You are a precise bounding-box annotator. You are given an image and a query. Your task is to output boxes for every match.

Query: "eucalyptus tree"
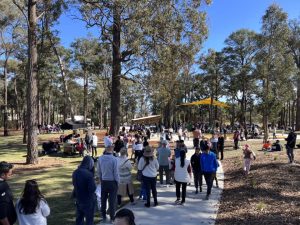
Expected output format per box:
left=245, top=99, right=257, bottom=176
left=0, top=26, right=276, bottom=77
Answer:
left=71, top=37, right=104, bottom=123
left=199, top=49, right=226, bottom=127
left=77, top=0, right=211, bottom=135
left=288, top=19, right=300, bottom=130
left=255, top=4, right=295, bottom=141
left=223, top=29, right=258, bottom=127
left=0, top=0, right=22, bottom=136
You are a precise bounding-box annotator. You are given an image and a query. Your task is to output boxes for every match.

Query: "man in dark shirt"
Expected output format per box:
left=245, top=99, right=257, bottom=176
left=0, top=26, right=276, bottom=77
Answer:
left=190, top=147, right=202, bottom=194
left=0, top=161, right=16, bottom=225
left=285, top=129, right=297, bottom=163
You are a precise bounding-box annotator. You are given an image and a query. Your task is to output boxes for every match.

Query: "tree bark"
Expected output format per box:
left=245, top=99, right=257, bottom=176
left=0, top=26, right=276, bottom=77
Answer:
left=26, top=0, right=39, bottom=164
left=110, top=3, right=122, bottom=136
left=3, top=56, right=9, bottom=136
left=83, top=70, right=88, bottom=124
left=296, top=75, right=300, bottom=130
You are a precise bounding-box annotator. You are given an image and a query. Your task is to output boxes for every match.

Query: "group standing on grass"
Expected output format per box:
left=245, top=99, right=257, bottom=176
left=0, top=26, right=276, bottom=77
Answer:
left=0, top=162, right=50, bottom=225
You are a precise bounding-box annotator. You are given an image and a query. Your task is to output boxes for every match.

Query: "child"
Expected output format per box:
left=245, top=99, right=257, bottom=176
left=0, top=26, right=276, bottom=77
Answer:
left=243, top=144, right=256, bottom=175
left=169, top=154, right=175, bottom=185
left=95, top=177, right=101, bottom=214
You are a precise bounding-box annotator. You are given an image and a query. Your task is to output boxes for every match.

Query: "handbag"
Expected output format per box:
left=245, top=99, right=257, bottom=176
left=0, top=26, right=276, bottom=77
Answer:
left=136, top=163, right=148, bottom=182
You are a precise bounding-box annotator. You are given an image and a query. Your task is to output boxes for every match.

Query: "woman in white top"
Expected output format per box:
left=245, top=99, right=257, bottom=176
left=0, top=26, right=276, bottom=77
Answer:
left=174, top=151, right=191, bottom=205
left=117, top=148, right=135, bottom=206
left=138, top=146, right=159, bottom=208
left=16, top=180, right=50, bottom=225
left=132, top=135, right=143, bottom=163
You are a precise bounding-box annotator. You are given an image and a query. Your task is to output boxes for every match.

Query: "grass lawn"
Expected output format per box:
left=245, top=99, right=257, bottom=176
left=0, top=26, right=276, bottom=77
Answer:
left=0, top=131, right=98, bottom=225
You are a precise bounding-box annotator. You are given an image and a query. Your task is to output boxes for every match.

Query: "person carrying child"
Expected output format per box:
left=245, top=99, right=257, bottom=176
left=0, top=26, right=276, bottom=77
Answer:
left=243, top=144, right=256, bottom=176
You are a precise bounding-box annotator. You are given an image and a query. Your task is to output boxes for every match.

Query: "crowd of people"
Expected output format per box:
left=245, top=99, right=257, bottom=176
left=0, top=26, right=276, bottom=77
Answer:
left=1, top=123, right=298, bottom=225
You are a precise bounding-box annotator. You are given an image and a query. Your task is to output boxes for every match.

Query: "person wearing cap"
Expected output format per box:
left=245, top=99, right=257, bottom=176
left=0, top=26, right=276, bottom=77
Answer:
left=285, top=128, right=297, bottom=163
left=156, top=140, right=171, bottom=185
left=0, top=162, right=16, bottom=225
left=117, top=148, right=135, bottom=206
left=138, top=146, right=159, bottom=207
left=97, top=145, right=119, bottom=222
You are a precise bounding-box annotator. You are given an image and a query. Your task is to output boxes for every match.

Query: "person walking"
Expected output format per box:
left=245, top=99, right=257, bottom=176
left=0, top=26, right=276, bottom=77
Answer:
left=72, top=156, right=96, bottom=225
left=97, top=145, right=119, bottom=222
left=117, top=148, right=135, bottom=206
left=0, top=162, right=17, bottom=225
left=16, top=180, right=50, bottom=225
left=285, top=128, right=297, bottom=163
left=218, top=134, right=225, bottom=160
left=174, top=151, right=191, bottom=205
left=191, top=147, right=202, bottom=194
left=243, top=144, right=256, bottom=175
left=91, top=132, right=98, bottom=157
left=201, top=142, right=219, bottom=200
left=138, top=146, right=159, bottom=208
left=156, top=140, right=171, bottom=185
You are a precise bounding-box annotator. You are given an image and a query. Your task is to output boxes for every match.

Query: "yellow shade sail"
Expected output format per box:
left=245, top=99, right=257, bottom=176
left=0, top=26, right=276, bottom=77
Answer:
left=180, top=98, right=229, bottom=108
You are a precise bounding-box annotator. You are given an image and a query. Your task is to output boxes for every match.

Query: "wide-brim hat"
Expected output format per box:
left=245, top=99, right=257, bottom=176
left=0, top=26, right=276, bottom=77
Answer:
left=143, top=146, right=153, bottom=157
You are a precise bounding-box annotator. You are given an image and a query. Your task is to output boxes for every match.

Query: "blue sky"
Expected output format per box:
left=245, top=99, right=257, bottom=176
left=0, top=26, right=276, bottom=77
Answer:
left=55, top=0, right=300, bottom=52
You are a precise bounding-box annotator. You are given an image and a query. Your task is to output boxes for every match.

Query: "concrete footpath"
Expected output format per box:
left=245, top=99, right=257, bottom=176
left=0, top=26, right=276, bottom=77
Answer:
left=123, top=137, right=224, bottom=225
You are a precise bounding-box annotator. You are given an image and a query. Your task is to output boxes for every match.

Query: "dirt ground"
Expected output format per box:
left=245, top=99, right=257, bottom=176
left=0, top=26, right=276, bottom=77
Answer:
left=216, top=147, right=300, bottom=225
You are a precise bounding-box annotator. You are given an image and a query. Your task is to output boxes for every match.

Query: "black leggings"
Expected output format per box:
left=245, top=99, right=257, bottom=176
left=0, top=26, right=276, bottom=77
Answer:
left=175, top=180, right=187, bottom=203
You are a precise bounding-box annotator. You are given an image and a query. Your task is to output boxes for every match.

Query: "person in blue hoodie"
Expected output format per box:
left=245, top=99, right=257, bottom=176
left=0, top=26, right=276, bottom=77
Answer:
left=200, top=141, right=219, bottom=200
left=72, top=156, right=96, bottom=225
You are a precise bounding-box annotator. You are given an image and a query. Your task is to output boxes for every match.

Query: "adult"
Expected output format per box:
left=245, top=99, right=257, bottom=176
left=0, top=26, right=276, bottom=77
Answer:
left=271, top=140, right=282, bottom=151
left=174, top=151, right=191, bottom=205
left=104, top=133, right=113, bottom=148
left=114, top=208, right=136, bottom=225
left=156, top=140, right=171, bottom=185
left=114, top=136, right=125, bottom=156
left=72, top=156, right=96, bottom=225
left=85, top=130, right=93, bottom=153
left=132, top=136, right=143, bottom=163
left=190, top=147, right=202, bottom=194
left=97, top=145, right=119, bottom=222
left=285, top=129, right=297, bottom=163
left=91, top=132, right=98, bottom=157
left=192, top=127, right=201, bottom=148
left=138, top=146, right=159, bottom=208
left=178, top=127, right=183, bottom=141
left=233, top=129, right=240, bottom=150
left=218, top=134, right=225, bottom=160
left=201, top=142, right=219, bottom=200
left=16, top=180, right=50, bottom=225
left=117, top=148, right=135, bottom=206
left=0, top=162, right=16, bottom=225
left=210, top=133, right=219, bottom=158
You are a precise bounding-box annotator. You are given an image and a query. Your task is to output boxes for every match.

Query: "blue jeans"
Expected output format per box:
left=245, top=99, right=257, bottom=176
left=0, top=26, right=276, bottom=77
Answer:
left=76, top=201, right=95, bottom=225
left=142, top=175, right=157, bottom=205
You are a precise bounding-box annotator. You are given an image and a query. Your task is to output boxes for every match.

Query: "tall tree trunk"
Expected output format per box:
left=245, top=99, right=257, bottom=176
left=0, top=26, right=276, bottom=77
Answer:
left=292, top=100, right=296, bottom=130
left=23, top=110, right=27, bottom=144
left=48, top=36, right=74, bottom=121
left=110, top=3, right=121, bottom=135
left=83, top=70, right=88, bottom=124
left=3, top=57, right=9, bottom=136
left=26, top=0, right=39, bottom=164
